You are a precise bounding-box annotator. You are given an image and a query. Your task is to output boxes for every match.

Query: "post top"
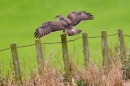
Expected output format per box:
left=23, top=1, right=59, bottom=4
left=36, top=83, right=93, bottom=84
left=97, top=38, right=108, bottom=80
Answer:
left=10, top=42, right=17, bottom=45
left=60, top=33, right=67, bottom=36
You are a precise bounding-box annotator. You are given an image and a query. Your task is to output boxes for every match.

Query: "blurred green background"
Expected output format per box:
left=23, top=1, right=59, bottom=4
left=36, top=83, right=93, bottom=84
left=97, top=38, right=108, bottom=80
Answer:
left=0, top=0, right=130, bottom=76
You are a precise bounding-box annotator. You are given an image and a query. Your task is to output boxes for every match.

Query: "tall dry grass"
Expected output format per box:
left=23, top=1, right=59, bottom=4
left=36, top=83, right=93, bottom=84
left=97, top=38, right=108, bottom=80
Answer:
left=25, top=54, right=123, bottom=86
left=1, top=49, right=129, bottom=86
left=0, top=61, right=124, bottom=86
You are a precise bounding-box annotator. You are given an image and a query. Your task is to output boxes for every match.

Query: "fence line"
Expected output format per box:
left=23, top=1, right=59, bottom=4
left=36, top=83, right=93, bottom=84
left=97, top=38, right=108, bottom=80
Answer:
left=0, top=33, right=124, bottom=53
left=0, top=32, right=129, bottom=67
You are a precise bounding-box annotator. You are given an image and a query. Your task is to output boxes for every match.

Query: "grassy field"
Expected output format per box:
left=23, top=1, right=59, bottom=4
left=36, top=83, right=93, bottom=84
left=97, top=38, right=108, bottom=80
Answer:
left=0, top=0, right=130, bottom=76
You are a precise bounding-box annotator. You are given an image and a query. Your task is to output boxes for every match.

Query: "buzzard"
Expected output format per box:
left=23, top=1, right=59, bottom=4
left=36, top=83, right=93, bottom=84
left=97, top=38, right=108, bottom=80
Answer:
left=34, top=11, right=93, bottom=39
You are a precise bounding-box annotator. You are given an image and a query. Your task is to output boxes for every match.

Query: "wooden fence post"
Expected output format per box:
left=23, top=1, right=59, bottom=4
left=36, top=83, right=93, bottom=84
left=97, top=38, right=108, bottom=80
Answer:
left=61, top=34, right=71, bottom=82
left=35, top=39, right=44, bottom=74
left=0, top=68, right=2, bottom=85
left=10, top=43, right=23, bottom=86
left=82, top=33, right=90, bottom=67
left=101, top=31, right=109, bottom=70
left=118, top=29, right=126, bottom=61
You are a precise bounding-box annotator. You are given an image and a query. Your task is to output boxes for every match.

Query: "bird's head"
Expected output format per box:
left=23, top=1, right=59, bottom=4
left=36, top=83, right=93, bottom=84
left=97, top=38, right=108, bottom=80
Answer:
left=55, top=14, right=63, bottom=19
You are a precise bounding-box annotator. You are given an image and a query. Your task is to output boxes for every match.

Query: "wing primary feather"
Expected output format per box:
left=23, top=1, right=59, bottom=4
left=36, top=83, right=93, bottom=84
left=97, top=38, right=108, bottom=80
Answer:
left=34, top=29, right=39, bottom=38
left=66, top=11, right=94, bottom=26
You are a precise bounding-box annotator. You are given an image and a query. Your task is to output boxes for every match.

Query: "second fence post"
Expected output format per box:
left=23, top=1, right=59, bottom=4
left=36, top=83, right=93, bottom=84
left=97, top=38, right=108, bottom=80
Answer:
left=118, top=29, right=126, bottom=61
left=101, top=31, right=109, bottom=70
left=35, top=39, right=44, bottom=74
left=10, top=43, right=23, bottom=86
left=61, top=34, right=71, bottom=82
left=82, top=33, right=90, bottom=67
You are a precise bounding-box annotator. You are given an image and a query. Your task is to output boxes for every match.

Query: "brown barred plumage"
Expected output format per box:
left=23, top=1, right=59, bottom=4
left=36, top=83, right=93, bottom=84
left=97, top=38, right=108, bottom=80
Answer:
left=34, top=11, right=93, bottom=39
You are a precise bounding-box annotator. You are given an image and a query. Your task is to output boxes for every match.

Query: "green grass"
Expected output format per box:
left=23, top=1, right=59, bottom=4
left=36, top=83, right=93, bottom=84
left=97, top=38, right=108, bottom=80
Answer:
left=0, top=0, right=130, bottom=76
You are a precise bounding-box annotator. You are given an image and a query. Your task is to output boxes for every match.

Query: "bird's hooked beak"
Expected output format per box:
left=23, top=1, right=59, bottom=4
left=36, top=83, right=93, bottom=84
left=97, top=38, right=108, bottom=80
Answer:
left=55, top=14, right=61, bottom=18
left=55, top=15, right=58, bottom=18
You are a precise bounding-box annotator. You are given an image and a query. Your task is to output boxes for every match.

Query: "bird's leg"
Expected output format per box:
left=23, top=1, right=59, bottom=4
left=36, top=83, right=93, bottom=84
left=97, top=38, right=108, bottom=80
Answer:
left=63, top=30, right=66, bottom=34
left=62, top=30, right=67, bottom=36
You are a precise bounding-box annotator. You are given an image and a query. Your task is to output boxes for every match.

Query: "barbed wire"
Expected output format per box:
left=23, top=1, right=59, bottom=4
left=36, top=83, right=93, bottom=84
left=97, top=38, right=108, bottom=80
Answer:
left=0, top=47, right=11, bottom=52
left=108, top=33, right=118, bottom=37
left=0, top=44, right=36, bottom=52
left=0, top=33, right=129, bottom=53
left=124, top=34, right=130, bottom=37
left=17, top=43, right=35, bottom=48
left=88, top=33, right=118, bottom=38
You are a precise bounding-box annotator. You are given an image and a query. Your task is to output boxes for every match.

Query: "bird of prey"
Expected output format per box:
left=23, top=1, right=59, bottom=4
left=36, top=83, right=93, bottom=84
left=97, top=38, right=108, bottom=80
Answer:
left=34, top=11, right=93, bottom=39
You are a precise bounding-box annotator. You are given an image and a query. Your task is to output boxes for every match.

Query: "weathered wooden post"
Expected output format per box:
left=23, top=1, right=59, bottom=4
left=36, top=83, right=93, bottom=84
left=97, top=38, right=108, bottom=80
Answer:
left=101, top=31, right=109, bottom=70
left=35, top=39, right=44, bottom=74
left=82, top=33, right=90, bottom=67
left=61, top=34, right=71, bottom=82
left=0, top=68, right=2, bottom=85
left=118, top=29, right=126, bottom=61
left=10, top=43, right=23, bottom=86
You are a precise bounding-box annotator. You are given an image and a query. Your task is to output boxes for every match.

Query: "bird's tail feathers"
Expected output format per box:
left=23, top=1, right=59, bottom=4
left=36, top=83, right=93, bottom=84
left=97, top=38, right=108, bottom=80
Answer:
left=66, top=28, right=82, bottom=36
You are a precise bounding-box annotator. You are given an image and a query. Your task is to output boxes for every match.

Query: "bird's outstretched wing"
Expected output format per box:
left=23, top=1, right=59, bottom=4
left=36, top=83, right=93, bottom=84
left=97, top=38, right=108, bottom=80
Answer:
left=66, top=11, right=94, bottom=26
left=34, top=21, right=65, bottom=39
